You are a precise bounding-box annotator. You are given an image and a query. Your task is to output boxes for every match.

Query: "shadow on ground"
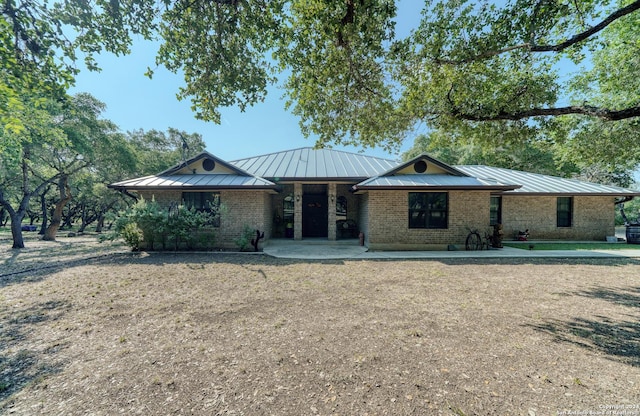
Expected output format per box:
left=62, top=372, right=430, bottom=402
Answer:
left=0, top=300, right=70, bottom=407
left=528, top=285, right=640, bottom=367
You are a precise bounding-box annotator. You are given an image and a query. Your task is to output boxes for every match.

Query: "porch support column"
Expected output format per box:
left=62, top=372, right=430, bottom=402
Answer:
left=327, top=183, right=337, bottom=241
left=294, top=182, right=303, bottom=240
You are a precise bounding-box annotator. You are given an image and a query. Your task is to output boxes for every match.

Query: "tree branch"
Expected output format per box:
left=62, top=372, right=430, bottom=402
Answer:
left=436, top=0, right=640, bottom=64
left=451, top=104, right=640, bottom=122
left=532, top=0, right=640, bottom=52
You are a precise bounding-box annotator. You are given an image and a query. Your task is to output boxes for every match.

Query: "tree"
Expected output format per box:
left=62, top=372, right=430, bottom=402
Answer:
left=1, top=0, right=156, bottom=137
left=0, top=93, right=131, bottom=247
left=4, top=1, right=640, bottom=169
left=402, top=132, right=578, bottom=178
left=141, top=1, right=640, bottom=162
left=0, top=98, right=68, bottom=248
left=126, top=128, right=206, bottom=176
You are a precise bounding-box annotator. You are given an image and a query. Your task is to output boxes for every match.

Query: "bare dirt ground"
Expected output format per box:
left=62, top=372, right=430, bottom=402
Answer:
left=1, top=234, right=639, bottom=415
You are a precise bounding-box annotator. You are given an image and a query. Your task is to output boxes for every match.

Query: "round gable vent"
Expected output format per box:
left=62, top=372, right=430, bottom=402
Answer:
left=202, top=158, right=216, bottom=172
left=414, top=160, right=427, bottom=173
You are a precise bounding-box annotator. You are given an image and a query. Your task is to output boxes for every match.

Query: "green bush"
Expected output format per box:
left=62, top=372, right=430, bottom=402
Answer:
left=120, top=223, right=143, bottom=251
left=108, top=198, right=219, bottom=251
left=234, top=225, right=255, bottom=251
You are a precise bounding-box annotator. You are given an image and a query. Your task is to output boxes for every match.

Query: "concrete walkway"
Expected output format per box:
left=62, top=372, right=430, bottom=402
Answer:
left=263, top=239, right=640, bottom=260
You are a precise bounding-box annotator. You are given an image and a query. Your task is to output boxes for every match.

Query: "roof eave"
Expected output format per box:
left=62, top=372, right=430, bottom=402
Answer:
left=499, top=191, right=640, bottom=197
left=353, top=185, right=521, bottom=192
left=108, top=185, right=279, bottom=191
left=267, top=176, right=370, bottom=183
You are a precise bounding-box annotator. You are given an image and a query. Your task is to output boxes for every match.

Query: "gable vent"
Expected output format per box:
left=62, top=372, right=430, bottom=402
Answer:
left=414, top=160, right=427, bottom=173
left=202, top=158, right=216, bottom=171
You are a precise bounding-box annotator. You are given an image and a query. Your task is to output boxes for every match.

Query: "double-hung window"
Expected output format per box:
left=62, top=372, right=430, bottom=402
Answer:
left=409, top=192, right=448, bottom=229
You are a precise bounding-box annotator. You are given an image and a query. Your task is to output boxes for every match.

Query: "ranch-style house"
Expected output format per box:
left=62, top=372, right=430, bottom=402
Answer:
left=109, top=147, right=640, bottom=250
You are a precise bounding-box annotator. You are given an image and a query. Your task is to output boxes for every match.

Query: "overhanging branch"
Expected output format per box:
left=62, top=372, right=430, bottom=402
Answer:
left=435, top=0, right=640, bottom=64
left=451, top=104, right=640, bottom=122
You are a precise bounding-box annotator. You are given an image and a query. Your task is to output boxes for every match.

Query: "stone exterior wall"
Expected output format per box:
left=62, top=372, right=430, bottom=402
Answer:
left=501, top=195, right=615, bottom=240
left=365, top=190, right=491, bottom=250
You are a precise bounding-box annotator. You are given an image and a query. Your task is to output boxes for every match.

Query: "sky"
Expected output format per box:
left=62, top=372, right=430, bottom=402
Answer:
left=69, top=2, right=423, bottom=163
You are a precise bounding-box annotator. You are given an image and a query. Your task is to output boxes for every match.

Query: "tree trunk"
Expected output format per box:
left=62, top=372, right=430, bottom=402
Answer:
left=95, top=214, right=105, bottom=233
left=9, top=210, right=26, bottom=249
left=43, top=176, right=72, bottom=241
left=38, top=187, right=50, bottom=235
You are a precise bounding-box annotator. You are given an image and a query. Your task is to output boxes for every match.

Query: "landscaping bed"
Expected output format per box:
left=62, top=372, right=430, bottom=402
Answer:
left=1, top=236, right=639, bottom=415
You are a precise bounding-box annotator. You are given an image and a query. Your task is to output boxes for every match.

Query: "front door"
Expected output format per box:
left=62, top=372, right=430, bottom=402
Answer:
left=302, top=194, right=328, bottom=237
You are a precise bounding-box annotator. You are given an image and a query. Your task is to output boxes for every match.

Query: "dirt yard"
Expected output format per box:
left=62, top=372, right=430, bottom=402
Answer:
left=1, top=235, right=639, bottom=415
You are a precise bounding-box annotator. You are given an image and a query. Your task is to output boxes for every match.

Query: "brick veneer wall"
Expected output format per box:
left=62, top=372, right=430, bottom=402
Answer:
left=365, top=190, right=491, bottom=250
left=502, top=195, right=615, bottom=240
left=217, top=190, right=271, bottom=248
left=357, top=192, right=369, bottom=245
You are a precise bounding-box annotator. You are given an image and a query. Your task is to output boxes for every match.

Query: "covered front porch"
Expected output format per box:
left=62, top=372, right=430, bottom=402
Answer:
left=270, top=182, right=362, bottom=241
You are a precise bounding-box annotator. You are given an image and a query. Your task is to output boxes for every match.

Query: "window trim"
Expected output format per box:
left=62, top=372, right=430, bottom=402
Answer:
left=408, top=192, right=448, bottom=229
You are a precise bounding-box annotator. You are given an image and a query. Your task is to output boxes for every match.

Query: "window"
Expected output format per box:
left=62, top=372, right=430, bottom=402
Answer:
left=557, top=197, right=573, bottom=227
left=336, top=196, right=347, bottom=220
left=409, top=192, right=448, bottom=229
left=182, top=192, right=221, bottom=227
left=490, top=196, right=502, bottom=226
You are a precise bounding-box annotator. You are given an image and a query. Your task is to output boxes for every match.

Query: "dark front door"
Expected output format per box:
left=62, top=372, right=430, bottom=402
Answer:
left=302, top=194, right=328, bottom=237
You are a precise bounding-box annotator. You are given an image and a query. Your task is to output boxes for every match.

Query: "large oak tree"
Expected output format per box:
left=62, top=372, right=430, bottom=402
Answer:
left=3, top=0, right=639, bottom=171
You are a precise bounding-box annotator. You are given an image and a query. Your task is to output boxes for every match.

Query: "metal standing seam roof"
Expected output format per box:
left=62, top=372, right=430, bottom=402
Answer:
left=230, top=147, right=398, bottom=180
left=108, top=148, right=640, bottom=196
left=355, top=174, right=520, bottom=190
left=457, top=165, right=640, bottom=195
left=109, top=174, right=276, bottom=190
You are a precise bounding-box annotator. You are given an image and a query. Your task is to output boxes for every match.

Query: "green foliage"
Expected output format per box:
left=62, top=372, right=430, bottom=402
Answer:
left=234, top=225, right=255, bottom=251
left=617, top=197, right=640, bottom=225
left=278, top=0, right=405, bottom=152
left=126, top=128, right=206, bottom=175
left=1, top=0, right=156, bottom=134
left=5, top=0, right=639, bottom=170
left=112, top=198, right=219, bottom=251
left=403, top=132, right=578, bottom=177
left=120, top=223, right=143, bottom=251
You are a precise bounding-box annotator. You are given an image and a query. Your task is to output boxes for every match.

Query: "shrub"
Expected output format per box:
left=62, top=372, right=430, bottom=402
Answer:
left=234, top=225, right=255, bottom=251
left=108, top=198, right=219, bottom=251
left=120, top=223, right=143, bottom=251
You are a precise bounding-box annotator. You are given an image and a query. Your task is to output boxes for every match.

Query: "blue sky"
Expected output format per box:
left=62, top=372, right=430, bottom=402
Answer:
left=70, top=2, right=422, bottom=163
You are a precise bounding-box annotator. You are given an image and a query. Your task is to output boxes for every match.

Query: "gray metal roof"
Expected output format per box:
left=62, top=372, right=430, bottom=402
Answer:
left=109, top=174, right=276, bottom=190
left=230, top=147, right=397, bottom=180
left=356, top=174, right=520, bottom=190
left=457, top=165, right=640, bottom=195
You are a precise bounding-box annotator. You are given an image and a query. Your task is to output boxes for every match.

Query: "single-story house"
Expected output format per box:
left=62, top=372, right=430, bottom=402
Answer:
left=109, top=147, right=640, bottom=250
